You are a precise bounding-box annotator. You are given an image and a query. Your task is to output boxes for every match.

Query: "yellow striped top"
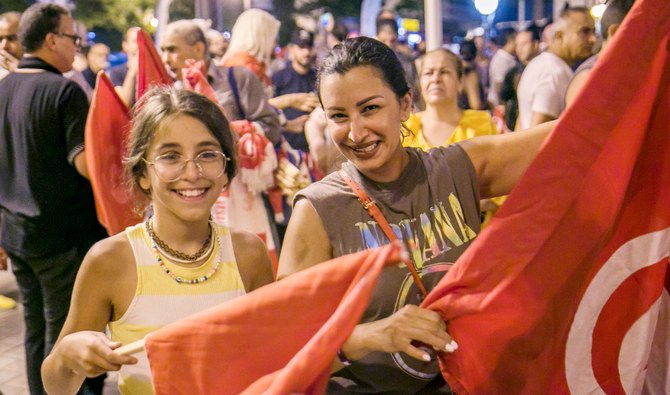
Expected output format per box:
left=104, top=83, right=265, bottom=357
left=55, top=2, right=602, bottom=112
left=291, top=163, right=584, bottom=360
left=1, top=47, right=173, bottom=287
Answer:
left=108, top=222, right=246, bottom=395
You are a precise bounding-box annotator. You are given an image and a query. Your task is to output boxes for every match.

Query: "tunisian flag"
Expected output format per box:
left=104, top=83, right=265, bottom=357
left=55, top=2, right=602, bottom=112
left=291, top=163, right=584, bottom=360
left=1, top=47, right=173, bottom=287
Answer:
left=139, top=0, right=670, bottom=392
left=136, top=29, right=171, bottom=101
left=84, top=72, right=142, bottom=235
left=423, top=0, right=670, bottom=392
left=144, top=243, right=404, bottom=394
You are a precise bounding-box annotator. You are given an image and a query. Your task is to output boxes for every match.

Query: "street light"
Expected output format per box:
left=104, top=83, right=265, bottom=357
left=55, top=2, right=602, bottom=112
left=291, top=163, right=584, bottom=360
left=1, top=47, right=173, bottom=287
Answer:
left=591, top=3, right=607, bottom=19
left=474, top=0, right=500, bottom=16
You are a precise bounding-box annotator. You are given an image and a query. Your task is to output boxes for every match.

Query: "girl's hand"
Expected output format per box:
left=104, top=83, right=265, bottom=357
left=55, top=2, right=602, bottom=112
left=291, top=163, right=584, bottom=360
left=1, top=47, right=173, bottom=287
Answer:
left=57, top=331, right=138, bottom=377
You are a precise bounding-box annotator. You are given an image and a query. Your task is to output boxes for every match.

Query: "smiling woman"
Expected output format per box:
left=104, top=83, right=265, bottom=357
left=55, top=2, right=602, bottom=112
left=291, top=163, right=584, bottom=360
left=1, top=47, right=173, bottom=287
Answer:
left=278, top=36, right=554, bottom=393
left=41, top=87, right=274, bottom=395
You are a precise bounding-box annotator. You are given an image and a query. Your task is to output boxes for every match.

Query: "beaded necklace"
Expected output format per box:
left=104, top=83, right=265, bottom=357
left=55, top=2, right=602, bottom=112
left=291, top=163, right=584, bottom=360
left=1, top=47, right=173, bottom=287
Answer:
left=146, top=218, right=212, bottom=262
left=145, top=221, right=221, bottom=284
left=155, top=235, right=216, bottom=264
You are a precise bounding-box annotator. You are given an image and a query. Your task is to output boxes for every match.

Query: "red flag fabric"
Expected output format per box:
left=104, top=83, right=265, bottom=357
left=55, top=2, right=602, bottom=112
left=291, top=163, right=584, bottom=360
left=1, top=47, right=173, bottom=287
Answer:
left=423, top=0, right=670, bottom=392
left=136, top=29, right=172, bottom=101
left=84, top=72, right=142, bottom=235
left=182, top=59, right=217, bottom=103
left=144, top=243, right=405, bottom=394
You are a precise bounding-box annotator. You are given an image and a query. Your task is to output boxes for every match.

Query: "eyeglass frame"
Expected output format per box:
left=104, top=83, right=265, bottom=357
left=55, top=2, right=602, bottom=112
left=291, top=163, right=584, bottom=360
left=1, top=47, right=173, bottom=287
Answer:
left=142, top=150, right=231, bottom=182
left=51, top=31, right=82, bottom=48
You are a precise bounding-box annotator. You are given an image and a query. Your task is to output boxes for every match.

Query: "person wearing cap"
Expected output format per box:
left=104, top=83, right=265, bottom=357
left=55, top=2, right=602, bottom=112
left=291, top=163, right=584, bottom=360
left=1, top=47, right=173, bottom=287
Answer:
left=269, top=28, right=319, bottom=153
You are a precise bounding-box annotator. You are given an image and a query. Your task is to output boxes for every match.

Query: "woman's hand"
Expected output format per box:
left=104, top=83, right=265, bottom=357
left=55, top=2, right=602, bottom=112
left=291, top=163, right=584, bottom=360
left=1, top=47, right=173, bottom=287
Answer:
left=56, top=331, right=138, bottom=378
left=342, top=305, right=454, bottom=363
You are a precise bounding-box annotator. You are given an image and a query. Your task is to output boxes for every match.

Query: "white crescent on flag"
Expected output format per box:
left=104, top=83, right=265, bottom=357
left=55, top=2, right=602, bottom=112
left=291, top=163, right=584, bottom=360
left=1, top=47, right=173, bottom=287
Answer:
left=565, top=228, right=670, bottom=394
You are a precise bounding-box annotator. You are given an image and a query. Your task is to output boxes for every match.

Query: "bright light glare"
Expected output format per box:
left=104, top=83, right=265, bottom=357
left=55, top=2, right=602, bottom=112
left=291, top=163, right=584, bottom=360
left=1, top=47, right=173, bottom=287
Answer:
left=591, top=3, right=607, bottom=19
left=150, top=18, right=159, bottom=28
left=474, top=0, right=499, bottom=15
left=407, top=33, right=422, bottom=45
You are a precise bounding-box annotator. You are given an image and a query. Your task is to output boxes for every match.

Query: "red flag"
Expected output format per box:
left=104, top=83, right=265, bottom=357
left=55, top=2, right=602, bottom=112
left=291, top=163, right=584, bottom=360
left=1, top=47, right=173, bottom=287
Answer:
left=423, top=0, right=670, bottom=392
left=84, top=72, right=142, bottom=235
left=182, top=59, right=218, bottom=103
left=144, top=243, right=404, bottom=394
left=136, top=29, right=171, bottom=101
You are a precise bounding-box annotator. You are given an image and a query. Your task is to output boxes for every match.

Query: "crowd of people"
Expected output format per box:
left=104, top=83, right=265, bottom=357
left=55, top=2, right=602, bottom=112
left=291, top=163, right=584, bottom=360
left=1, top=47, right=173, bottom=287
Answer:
left=0, top=0, right=635, bottom=394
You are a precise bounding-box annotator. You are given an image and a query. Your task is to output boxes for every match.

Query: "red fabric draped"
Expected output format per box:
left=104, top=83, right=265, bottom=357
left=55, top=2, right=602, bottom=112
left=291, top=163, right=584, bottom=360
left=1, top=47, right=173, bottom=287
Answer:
left=223, top=51, right=272, bottom=87
left=136, top=29, right=171, bottom=101
left=145, top=243, right=404, bottom=394
left=423, top=0, right=670, bottom=392
left=84, top=72, right=141, bottom=235
left=182, top=59, right=217, bottom=103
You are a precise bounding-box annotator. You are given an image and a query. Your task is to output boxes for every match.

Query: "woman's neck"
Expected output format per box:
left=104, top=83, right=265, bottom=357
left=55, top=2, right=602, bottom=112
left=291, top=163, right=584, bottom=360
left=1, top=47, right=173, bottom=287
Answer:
left=361, top=148, right=410, bottom=184
left=420, top=103, right=463, bottom=146
left=423, top=101, right=462, bottom=123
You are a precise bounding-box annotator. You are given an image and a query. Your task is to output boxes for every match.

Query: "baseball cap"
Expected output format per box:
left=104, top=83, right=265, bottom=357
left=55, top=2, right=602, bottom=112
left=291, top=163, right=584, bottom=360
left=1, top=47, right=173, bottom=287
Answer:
left=290, top=29, right=314, bottom=48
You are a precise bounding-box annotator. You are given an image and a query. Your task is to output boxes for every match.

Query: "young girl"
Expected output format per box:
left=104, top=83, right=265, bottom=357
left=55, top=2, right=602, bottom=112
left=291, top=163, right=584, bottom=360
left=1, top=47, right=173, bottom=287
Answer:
left=41, top=87, right=274, bottom=394
left=278, top=37, right=554, bottom=393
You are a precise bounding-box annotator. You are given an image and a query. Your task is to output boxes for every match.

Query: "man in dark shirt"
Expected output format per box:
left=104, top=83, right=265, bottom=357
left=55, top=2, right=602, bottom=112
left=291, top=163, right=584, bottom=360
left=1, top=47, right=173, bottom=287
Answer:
left=109, top=26, right=139, bottom=107
left=81, top=42, right=109, bottom=90
left=270, top=29, right=319, bottom=152
left=0, top=4, right=106, bottom=393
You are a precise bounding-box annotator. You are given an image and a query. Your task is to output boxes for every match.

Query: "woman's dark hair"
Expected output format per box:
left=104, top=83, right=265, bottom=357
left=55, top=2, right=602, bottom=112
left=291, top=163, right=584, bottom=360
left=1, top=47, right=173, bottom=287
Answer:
left=459, top=39, right=478, bottom=62
left=124, top=87, right=237, bottom=198
left=316, top=36, right=410, bottom=102
left=330, top=22, right=349, bottom=43
left=19, top=3, right=68, bottom=53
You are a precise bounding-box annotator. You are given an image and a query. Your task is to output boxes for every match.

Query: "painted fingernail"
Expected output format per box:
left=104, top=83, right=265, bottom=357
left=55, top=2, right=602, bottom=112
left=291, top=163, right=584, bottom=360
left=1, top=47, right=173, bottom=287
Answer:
left=445, top=340, right=458, bottom=353
left=422, top=353, right=431, bottom=361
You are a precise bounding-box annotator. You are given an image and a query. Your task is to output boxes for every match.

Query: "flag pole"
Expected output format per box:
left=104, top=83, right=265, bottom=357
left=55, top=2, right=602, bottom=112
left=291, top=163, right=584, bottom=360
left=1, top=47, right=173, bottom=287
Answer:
left=115, top=338, right=146, bottom=356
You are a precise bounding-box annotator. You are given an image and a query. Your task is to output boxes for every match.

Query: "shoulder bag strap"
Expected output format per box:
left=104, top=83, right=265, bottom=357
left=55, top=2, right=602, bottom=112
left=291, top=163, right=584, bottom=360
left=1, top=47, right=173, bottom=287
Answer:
left=227, top=67, right=246, bottom=120
left=338, top=169, right=427, bottom=297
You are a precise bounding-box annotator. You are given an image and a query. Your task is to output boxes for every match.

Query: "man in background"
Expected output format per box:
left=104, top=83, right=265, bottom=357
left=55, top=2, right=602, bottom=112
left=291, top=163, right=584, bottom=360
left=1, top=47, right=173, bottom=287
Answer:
left=81, top=42, right=109, bottom=90
left=565, top=0, right=636, bottom=105
left=206, top=28, right=228, bottom=62
left=109, top=26, right=139, bottom=106
left=0, top=4, right=106, bottom=393
left=517, top=7, right=595, bottom=129
left=270, top=29, right=319, bottom=152
left=0, top=11, right=22, bottom=79
left=488, top=27, right=517, bottom=107
left=500, top=24, right=542, bottom=130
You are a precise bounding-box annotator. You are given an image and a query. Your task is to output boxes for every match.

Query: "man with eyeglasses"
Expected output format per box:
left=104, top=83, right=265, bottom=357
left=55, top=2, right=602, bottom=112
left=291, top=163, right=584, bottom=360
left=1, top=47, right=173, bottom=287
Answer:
left=0, top=11, right=22, bottom=79
left=0, top=3, right=106, bottom=394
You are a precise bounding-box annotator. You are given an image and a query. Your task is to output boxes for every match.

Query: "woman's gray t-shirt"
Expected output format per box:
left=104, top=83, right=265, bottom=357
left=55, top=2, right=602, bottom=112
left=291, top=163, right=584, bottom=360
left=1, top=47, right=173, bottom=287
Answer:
left=295, top=145, right=481, bottom=393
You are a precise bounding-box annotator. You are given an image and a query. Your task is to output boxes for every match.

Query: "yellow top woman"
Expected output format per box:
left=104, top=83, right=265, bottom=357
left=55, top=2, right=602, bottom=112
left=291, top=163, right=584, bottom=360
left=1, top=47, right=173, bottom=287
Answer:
left=403, top=48, right=497, bottom=150
left=403, top=48, right=502, bottom=223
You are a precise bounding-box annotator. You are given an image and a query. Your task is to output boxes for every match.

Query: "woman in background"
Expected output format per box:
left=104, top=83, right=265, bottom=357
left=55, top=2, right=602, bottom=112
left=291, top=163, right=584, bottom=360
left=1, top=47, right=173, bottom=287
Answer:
left=458, top=39, right=487, bottom=110
left=405, top=48, right=502, bottom=224
left=221, top=8, right=280, bottom=92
